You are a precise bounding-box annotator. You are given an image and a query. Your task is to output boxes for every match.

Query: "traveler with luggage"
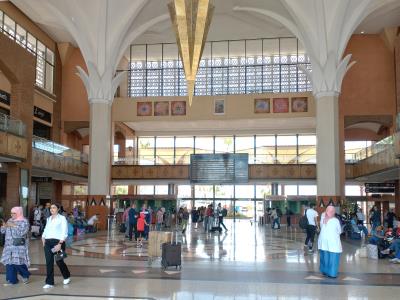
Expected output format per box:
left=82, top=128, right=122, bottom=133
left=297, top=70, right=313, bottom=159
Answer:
left=217, top=203, right=228, bottom=231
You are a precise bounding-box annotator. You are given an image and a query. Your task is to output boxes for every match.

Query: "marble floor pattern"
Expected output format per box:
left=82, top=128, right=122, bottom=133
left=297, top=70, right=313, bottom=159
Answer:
left=1, top=220, right=400, bottom=299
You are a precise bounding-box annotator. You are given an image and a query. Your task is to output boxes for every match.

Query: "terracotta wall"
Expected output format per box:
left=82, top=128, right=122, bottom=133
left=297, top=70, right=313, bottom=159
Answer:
left=64, top=131, right=89, bottom=152
left=340, top=34, right=396, bottom=130
left=61, top=48, right=90, bottom=122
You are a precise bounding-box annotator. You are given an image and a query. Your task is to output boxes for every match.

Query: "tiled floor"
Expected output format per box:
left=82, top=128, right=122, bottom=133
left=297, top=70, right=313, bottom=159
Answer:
left=1, top=220, right=400, bottom=299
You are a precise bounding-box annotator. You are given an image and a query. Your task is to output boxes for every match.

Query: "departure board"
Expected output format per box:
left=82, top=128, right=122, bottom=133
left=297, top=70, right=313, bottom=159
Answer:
left=190, top=153, right=248, bottom=184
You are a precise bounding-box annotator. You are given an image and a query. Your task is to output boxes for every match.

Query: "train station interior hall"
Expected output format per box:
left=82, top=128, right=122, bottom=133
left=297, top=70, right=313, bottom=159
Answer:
left=1, top=0, right=400, bottom=299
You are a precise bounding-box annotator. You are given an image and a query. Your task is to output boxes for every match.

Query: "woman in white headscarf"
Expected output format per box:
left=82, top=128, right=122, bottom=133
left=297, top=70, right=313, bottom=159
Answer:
left=318, top=205, right=342, bottom=278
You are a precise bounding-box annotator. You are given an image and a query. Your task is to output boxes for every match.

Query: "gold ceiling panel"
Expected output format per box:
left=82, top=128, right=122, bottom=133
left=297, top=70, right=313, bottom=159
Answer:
left=169, top=0, right=214, bottom=106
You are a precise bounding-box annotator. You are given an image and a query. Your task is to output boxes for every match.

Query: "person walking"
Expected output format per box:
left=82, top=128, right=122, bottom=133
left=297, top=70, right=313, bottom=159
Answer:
left=1, top=207, right=30, bottom=286
left=285, top=206, right=292, bottom=228
left=41, top=203, right=71, bottom=289
left=217, top=203, right=228, bottom=231
left=181, top=207, right=189, bottom=234
left=304, top=203, right=319, bottom=253
left=128, top=203, right=137, bottom=241
left=156, top=207, right=165, bottom=231
left=318, top=205, right=342, bottom=278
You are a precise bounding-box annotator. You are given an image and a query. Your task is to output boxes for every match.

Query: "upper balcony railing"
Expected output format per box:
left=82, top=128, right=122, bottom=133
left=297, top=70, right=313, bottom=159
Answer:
left=32, top=136, right=88, bottom=163
left=345, top=135, right=393, bottom=163
left=0, top=112, right=26, bottom=137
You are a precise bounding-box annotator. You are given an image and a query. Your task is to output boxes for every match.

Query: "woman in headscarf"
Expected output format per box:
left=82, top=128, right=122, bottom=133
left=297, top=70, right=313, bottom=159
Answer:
left=318, top=205, right=342, bottom=278
left=0, top=207, right=30, bottom=286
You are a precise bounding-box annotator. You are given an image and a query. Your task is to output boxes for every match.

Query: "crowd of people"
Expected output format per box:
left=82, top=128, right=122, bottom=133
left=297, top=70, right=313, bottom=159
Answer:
left=1, top=201, right=398, bottom=288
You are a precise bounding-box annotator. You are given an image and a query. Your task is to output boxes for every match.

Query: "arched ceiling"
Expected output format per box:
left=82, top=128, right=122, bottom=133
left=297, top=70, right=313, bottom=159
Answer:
left=12, top=0, right=400, bottom=47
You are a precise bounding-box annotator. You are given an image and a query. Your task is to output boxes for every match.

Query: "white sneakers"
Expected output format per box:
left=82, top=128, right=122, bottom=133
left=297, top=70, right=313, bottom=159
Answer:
left=42, top=278, right=70, bottom=289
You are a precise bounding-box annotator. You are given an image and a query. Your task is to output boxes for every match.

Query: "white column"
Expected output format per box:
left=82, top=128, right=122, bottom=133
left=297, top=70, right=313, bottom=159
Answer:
left=88, top=101, right=112, bottom=195
left=316, top=93, right=341, bottom=196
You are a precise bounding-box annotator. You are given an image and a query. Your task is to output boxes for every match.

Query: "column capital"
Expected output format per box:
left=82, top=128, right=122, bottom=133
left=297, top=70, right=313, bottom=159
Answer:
left=88, top=98, right=113, bottom=105
left=314, top=91, right=340, bottom=99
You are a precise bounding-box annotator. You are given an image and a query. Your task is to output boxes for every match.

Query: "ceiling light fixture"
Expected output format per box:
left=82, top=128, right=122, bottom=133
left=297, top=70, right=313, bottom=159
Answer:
left=168, top=0, right=214, bottom=106
left=361, top=31, right=365, bottom=34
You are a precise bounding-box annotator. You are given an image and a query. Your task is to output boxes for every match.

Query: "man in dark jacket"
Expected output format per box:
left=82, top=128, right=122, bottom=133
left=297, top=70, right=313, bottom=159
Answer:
left=128, top=203, right=137, bottom=241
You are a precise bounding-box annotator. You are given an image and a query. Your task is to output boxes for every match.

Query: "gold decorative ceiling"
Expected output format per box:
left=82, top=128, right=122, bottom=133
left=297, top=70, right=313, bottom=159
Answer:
left=168, top=0, right=214, bottom=106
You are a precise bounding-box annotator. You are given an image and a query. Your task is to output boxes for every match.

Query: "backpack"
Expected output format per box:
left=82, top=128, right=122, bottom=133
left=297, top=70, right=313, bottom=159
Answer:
left=276, top=208, right=282, bottom=218
left=222, top=208, right=227, bottom=217
left=299, top=210, right=309, bottom=229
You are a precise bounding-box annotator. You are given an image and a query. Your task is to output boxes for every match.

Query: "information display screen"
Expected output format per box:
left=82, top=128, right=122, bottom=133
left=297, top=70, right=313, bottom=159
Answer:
left=190, top=153, right=248, bottom=184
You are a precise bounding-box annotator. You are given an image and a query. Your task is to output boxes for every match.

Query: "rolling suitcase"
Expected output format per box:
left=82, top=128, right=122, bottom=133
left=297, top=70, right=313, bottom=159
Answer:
left=161, top=242, right=182, bottom=270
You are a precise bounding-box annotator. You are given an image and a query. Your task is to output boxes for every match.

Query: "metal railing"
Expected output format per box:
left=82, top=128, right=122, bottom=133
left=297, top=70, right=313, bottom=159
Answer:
left=32, top=135, right=88, bottom=163
left=0, top=112, right=26, bottom=137
left=345, top=135, right=394, bottom=163
left=113, top=153, right=317, bottom=166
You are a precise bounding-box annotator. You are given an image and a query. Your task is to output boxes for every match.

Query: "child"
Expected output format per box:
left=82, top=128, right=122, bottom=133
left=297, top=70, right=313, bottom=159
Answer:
left=136, top=212, right=148, bottom=247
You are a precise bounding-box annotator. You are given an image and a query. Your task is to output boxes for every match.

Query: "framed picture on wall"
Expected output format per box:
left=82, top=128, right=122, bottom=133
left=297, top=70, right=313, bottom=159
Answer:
left=291, top=97, right=308, bottom=112
left=154, top=101, right=169, bottom=116
left=214, top=99, right=225, bottom=115
left=171, top=101, right=186, bottom=116
left=137, top=102, right=152, bottom=116
left=254, top=98, right=270, bottom=113
left=273, top=98, right=289, bottom=113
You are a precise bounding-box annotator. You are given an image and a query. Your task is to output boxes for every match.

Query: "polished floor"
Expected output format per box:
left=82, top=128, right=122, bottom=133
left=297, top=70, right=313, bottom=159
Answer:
left=1, top=220, right=400, bottom=299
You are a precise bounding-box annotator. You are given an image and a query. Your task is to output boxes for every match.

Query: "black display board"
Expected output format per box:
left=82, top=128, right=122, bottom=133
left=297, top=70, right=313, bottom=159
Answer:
left=365, top=182, right=395, bottom=194
left=0, top=90, right=10, bottom=106
left=190, top=153, right=248, bottom=184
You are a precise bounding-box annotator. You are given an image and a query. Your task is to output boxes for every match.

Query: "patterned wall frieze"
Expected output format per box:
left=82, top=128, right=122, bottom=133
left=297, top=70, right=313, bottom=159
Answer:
left=32, top=149, right=88, bottom=177
left=0, top=132, right=27, bottom=160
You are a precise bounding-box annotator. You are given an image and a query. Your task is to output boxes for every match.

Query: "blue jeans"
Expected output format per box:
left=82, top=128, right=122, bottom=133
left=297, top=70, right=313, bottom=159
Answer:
left=389, top=239, right=400, bottom=259
left=156, top=223, right=162, bottom=231
left=273, top=218, right=280, bottom=229
left=6, top=264, right=30, bottom=284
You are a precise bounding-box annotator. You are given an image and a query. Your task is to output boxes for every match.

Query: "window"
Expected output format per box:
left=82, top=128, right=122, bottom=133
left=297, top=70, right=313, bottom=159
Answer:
left=138, top=137, right=155, bottom=165
left=155, top=137, right=174, bottom=165
left=256, top=185, right=271, bottom=198
left=215, top=136, right=234, bottom=154
left=177, top=185, right=192, bottom=198
left=345, top=185, right=365, bottom=196
left=284, top=185, right=298, bottom=196
left=155, top=185, right=168, bottom=195
left=194, top=185, right=213, bottom=198
left=255, top=135, right=275, bottom=163
left=0, top=10, right=54, bottom=93
left=175, top=137, right=193, bottom=164
left=129, top=38, right=312, bottom=97
left=194, top=136, right=214, bottom=154
left=276, top=135, right=297, bottom=164
left=235, top=136, right=255, bottom=163
left=215, top=185, right=234, bottom=198
left=299, top=185, right=316, bottom=195
left=298, top=135, right=316, bottom=163
left=235, top=185, right=254, bottom=198
left=137, top=185, right=154, bottom=195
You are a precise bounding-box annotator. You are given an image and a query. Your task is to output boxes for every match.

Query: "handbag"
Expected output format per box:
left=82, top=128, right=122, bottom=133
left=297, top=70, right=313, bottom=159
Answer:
left=54, top=250, right=67, bottom=261
left=11, top=228, right=26, bottom=246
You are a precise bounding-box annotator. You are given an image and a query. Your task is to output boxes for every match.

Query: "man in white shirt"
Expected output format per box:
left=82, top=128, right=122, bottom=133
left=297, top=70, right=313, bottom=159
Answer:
left=304, top=203, right=319, bottom=252
left=87, top=214, right=99, bottom=232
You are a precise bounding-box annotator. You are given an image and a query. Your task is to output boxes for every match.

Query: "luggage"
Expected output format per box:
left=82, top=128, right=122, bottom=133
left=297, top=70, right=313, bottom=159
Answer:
left=210, top=216, right=222, bottom=233
left=367, top=244, right=378, bottom=259
left=161, top=242, right=182, bottom=270
left=299, top=210, right=309, bottom=229
left=119, top=223, right=126, bottom=233
left=148, top=231, right=173, bottom=259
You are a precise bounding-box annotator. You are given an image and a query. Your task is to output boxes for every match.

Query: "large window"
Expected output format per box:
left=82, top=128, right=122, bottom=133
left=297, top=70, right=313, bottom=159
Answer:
left=255, top=135, right=275, bottom=163
left=116, top=134, right=320, bottom=165
left=0, top=10, right=54, bottom=94
left=128, top=38, right=311, bottom=97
